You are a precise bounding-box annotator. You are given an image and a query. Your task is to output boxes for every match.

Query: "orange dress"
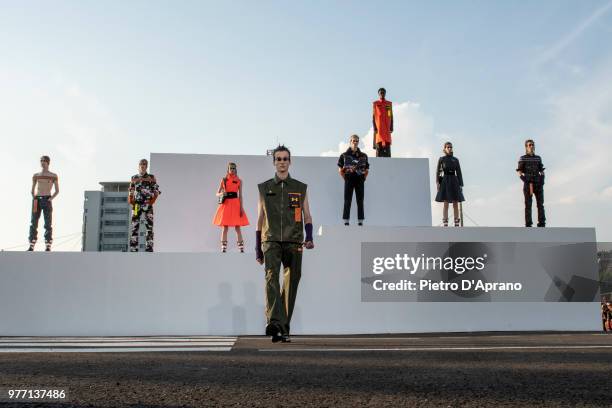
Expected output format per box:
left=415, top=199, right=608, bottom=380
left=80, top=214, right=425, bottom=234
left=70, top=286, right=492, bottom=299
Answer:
left=373, top=99, right=393, bottom=146
left=213, top=174, right=250, bottom=227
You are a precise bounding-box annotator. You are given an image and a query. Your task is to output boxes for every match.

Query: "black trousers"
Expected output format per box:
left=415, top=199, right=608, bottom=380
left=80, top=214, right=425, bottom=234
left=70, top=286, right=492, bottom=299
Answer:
left=29, top=196, right=53, bottom=244
left=523, top=182, right=545, bottom=227
left=343, top=175, right=365, bottom=221
left=375, top=142, right=391, bottom=157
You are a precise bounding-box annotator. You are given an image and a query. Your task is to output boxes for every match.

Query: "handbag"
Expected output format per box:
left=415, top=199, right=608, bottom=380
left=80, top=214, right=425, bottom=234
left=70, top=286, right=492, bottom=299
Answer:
left=218, top=178, right=227, bottom=204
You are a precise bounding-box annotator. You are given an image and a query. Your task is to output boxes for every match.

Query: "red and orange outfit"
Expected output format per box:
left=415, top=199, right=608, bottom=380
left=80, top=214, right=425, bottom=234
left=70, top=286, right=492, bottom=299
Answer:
left=213, top=173, right=249, bottom=227
left=372, top=99, right=393, bottom=157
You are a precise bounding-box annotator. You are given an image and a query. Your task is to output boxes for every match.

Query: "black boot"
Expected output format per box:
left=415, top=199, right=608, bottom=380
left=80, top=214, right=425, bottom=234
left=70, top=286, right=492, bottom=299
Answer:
left=265, top=323, right=283, bottom=343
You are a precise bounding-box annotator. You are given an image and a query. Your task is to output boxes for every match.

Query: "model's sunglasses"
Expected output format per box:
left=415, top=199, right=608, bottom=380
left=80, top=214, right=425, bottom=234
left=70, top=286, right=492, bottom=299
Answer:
left=275, top=157, right=289, bottom=162
left=527, top=144, right=534, bottom=147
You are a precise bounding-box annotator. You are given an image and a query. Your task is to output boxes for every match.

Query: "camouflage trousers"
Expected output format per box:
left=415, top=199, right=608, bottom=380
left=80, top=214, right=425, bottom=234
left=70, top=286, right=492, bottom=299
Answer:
left=130, top=204, right=154, bottom=252
left=29, top=196, right=53, bottom=244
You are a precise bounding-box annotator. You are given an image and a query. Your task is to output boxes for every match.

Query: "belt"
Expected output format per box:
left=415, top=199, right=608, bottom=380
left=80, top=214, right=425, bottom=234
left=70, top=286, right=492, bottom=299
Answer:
left=443, top=172, right=456, bottom=175
left=225, top=192, right=238, bottom=199
left=35, top=195, right=51, bottom=199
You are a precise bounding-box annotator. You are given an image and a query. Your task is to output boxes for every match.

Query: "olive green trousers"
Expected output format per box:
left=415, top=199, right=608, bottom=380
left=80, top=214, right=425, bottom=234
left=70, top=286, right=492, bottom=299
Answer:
left=262, top=241, right=303, bottom=334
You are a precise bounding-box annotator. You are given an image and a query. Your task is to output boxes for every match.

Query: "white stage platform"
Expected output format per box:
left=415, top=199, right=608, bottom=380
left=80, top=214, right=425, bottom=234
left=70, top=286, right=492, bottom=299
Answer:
left=0, top=226, right=600, bottom=336
left=151, top=154, right=432, bottom=252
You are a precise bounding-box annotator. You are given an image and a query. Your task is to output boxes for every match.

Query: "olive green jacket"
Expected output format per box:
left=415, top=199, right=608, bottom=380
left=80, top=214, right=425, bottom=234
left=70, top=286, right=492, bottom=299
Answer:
left=258, top=174, right=307, bottom=243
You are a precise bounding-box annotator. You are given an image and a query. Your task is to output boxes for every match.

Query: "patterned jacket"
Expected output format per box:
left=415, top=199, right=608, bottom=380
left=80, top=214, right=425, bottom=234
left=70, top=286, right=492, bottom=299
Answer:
left=129, top=173, right=161, bottom=205
left=338, top=148, right=370, bottom=177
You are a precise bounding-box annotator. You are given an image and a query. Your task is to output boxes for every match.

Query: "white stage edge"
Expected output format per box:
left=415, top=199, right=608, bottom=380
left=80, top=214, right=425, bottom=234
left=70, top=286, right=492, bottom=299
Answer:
left=0, top=226, right=599, bottom=336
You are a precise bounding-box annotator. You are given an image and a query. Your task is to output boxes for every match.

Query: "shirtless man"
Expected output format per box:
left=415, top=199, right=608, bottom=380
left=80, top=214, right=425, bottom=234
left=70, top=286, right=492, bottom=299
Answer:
left=28, top=155, right=59, bottom=251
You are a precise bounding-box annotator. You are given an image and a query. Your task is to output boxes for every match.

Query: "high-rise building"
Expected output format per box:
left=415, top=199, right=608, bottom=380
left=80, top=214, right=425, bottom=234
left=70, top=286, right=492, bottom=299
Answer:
left=82, top=182, right=142, bottom=252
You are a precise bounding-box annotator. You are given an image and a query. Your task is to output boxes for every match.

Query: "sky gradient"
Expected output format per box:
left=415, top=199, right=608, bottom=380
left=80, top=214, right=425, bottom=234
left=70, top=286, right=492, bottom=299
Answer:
left=1, top=0, right=611, bottom=250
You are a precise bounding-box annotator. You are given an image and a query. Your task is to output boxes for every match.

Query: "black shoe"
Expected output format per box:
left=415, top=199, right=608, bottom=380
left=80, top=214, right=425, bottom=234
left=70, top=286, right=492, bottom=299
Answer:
left=537, top=223, right=545, bottom=228
left=281, top=334, right=291, bottom=343
left=45, top=245, right=51, bottom=252
left=526, top=224, right=533, bottom=227
left=26, top=246, right=34, bottom=252
left=344, top=222, right=349, bottom=226
left=265, top=323, right=283, bottom=343
left=358, top=221, right=363, bottom=226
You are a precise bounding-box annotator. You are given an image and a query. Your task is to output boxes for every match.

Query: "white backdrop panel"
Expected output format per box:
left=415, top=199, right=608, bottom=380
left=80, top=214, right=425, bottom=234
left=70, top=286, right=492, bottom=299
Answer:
left=151, top=154, right=432, bottom=252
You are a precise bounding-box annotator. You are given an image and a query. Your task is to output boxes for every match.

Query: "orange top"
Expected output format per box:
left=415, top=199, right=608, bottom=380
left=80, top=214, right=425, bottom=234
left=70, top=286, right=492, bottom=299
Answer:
left=222, top=174, right=240, bottom=193
left=373, top=99, right=393, bottom=146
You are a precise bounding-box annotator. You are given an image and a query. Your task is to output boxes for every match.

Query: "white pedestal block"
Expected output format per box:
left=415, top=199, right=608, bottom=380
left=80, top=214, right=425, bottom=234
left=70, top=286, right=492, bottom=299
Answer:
left=0, top=227, right=599, bottom=336
left=151, top=154, right=432, bottom=252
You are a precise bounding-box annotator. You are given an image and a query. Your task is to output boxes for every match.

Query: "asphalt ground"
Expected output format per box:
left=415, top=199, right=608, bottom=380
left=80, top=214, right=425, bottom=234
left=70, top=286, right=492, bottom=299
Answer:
left=0, top=332, right=611, bottom=407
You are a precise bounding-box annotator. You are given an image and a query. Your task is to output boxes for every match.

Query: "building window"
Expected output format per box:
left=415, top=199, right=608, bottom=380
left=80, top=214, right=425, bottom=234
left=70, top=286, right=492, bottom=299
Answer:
left=105, top=196, right=128, bottom=203
left=102, top=244, right=128, bottom=251
left=104, top=220, right=128, bottom=227
left=104, top=208, right=128, bottom=215
left=103, top=232, right=128, bottom=239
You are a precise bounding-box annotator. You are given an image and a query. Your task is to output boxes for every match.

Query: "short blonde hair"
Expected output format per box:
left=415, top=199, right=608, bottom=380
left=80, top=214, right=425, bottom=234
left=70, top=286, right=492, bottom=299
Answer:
left=227, top=162, right=238, bottom=175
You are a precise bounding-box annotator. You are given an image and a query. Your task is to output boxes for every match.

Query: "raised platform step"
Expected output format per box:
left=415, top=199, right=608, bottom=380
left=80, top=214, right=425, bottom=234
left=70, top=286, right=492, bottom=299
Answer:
left=0, top=227, right=599, bottom=336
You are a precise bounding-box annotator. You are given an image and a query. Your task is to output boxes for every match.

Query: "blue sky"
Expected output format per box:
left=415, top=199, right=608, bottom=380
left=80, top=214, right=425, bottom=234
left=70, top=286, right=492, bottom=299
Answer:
left=1, top=0, right=612, bottom=249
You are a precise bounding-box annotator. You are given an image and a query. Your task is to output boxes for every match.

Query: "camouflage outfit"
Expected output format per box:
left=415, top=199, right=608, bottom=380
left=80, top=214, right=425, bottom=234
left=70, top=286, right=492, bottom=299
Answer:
left=129, top=172, right=160, bottom=252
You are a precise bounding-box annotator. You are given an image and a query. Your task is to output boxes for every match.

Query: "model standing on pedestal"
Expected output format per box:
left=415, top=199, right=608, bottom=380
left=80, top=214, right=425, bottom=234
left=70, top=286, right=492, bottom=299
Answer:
left=28, top=155, right=59, bottom=251
left=255, top=145, right=314, bottom=343
left=516, top=139, right=545, bottom=227
left=372, top=87, right=393, bottom=157
left=338, top=134, right=369, bottom=226
left=435, top=142, right=464, bottom=227
left=213, top=162, right=249, bottom=253
left=128, top=159, right=161, bottom=252
left=602, top=299, right=611, bottom=333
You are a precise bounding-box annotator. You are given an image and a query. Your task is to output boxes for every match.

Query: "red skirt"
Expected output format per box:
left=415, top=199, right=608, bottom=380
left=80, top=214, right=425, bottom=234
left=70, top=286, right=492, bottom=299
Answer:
left=213, top=197, right=249, bottom=227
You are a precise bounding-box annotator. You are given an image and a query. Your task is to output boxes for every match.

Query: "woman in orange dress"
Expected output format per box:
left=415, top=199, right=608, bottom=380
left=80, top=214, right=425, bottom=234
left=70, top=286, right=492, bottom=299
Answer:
left=213, top=162, right=249, bottom=252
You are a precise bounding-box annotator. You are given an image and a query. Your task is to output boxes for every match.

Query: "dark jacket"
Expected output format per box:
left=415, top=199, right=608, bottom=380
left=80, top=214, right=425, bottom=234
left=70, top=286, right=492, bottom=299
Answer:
left=338, top=148, right=369, bottom=177
left=517, top=154, right=545, bottom=184
left=435, top=155, right=463, bottom=187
